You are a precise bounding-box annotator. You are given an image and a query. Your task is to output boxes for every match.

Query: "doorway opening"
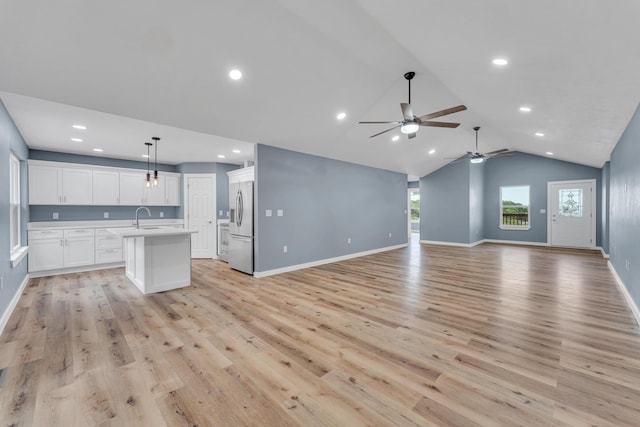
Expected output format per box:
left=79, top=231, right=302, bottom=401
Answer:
left=408, top=187, right=420, bottom=237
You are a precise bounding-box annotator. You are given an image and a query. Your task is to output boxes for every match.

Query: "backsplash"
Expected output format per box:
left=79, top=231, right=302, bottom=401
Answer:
left=29, top=205, right=179, bottom=222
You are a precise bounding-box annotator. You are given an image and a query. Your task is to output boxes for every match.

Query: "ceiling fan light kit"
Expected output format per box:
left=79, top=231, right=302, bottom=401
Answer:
left=446, top=126, right=511, bottom=164
left=359, top=71, right=466, bottom=140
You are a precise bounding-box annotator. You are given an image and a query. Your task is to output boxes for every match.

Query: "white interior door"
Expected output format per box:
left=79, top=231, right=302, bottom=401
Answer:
left=548, top=179, right=595, bottom=248
left=184, top=174, right=216, bottom=258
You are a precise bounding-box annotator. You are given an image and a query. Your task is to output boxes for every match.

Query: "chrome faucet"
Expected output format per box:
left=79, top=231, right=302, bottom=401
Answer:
left=135, top=206, right=151, bottom=228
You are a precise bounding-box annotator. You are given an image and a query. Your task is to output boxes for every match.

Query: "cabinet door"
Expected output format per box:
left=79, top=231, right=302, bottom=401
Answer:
left=29, top=239, right=64, bottom=271
left=93, top=170, right=120, bottom=205
left=64, top=236, right=95, bottom=267
left=119, top=172, right=146, bottom=205
left=62, top=168, right=93, bottom=204
left=145, top=175, right=165, bottom=205
left=29, top=165, right=62, bottom=204
left=165, top=175, right=180, bottom=205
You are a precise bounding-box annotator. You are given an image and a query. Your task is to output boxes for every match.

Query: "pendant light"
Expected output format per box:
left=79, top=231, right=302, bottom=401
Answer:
left=152, top=137, right=160, bottom=186
left=145, top=142, right=152, bottom=187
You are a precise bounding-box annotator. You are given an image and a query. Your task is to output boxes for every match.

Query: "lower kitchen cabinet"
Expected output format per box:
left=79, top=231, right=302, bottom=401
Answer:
left=28, top=229, right=95, bottom=272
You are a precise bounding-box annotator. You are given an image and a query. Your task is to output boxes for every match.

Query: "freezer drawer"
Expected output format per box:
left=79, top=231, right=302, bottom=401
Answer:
left=229, top=234, right=253, bottom=274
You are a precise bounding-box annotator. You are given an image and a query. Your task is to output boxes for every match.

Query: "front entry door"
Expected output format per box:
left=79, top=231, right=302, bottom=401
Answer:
left=548, top=179, right=595, bottom=248
left=185, top=174, right=216, bottom=258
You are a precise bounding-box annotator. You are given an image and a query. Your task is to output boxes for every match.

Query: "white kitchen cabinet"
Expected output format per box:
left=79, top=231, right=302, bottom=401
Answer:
left=29, top=164, right=62, bottom=204
left=93, top=170, right=120, bottom=205
left=64, top=229, right=95, bottom=267
left=28, top=230, right=64, bottom=271
left=62, top=168, right=93, bottom=204
left=165, top=175, right=180, bottom=205
left=119, top=172, right=146, bottom=205
left=95, top=228, right=123, bottom=264
left=145, top=175, right=165, bottom=205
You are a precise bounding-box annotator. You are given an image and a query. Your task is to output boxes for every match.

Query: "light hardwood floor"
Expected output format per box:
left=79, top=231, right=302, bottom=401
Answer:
left=1, top=237, right=640, bottom=426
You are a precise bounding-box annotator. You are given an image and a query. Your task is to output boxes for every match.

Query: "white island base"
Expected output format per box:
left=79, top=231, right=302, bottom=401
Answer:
left=109, top=227, right=196, bottom=295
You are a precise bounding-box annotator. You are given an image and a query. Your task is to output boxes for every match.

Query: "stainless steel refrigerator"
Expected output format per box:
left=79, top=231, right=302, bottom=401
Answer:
left=228, top=181, right=253, bottom=274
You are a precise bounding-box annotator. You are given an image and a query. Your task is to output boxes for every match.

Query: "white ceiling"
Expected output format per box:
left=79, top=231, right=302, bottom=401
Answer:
left=1, top=1, right=638, bottom=175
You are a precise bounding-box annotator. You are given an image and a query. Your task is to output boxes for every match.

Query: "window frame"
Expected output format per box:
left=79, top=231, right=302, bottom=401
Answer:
left=499, top=185, right=531, bottom=230
left=10, top=152, right=28, bottom=267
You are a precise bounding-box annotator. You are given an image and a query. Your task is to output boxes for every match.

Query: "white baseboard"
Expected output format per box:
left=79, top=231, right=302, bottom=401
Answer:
left=482, top=239, right=549, bottom=247
left=420, top=240, right=477, bottom=248
left=0, top=274, right=30, bottom=336
left=420, top=239, right=548, bottom=248
left=597, top=247, right=610, bottom=259
left=29, top=262, right=124, bottom=279
left=254, top=243, right=408, bottom=278
left=608, top=261, right=640, bottom=327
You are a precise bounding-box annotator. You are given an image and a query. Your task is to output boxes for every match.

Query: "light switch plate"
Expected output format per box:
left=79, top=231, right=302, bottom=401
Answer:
left=160, top=212, right=164, bottom=218
left=277, top=209, right=284, bottom=217
left=540, top=209, right=546, bottom=214
left=104, top=212, right=109, bottom=218
left=52, top=212, right=59, bottom=219
left=266, top=209, right=272, bottom=217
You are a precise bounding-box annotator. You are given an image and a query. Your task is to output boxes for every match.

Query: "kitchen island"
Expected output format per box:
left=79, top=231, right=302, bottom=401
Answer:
left=108, top=227, right=197, bottom=295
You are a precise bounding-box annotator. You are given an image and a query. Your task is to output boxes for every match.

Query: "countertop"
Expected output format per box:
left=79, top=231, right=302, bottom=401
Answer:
left=28, top=219, right=184, bottom=230
left=107, top=227, right=197, bottom=238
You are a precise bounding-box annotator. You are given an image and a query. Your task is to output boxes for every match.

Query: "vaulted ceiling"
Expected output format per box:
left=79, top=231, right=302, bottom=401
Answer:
left=1, top=1, right=638, bottom=178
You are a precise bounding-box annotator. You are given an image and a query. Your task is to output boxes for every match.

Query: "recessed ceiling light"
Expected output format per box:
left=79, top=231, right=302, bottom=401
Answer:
left=519, top=106, right=531, bottom=112
left=535, top=132, right=545, bottom=137
left=93, top=148, right=103, bottom=152
left=546, top=151, right=554, bottom=156
left=428, top=149, right=436, bottom=155
left=492, top=58, right=509, bottom=66
left=391, top=135, right=400, bottom=142
left=72, top=124, right=87, bottom=130
left=142, top=154, right=150, bottom=158
left=232, top=149, right=241, bottom=154
left=229, top=69, right=242, bottom=80
left=71, top=138, right=83, bottom=142
left=336, top=112, right=346, bottom=120
left=217, top=154, right=225, bottom=159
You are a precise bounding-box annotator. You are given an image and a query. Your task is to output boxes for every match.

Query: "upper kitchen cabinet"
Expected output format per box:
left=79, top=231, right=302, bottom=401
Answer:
left=93, top=169, right=120, bottom=205
left=119, top=171, right=147, bottom=205
left=165, top=175, right=180, bottom=206
left=144, top=175, right=166, bottom=205
left=29, top=162, right=92, bottom=205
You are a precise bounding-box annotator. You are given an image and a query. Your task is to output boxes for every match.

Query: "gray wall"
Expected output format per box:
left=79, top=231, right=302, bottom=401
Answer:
left=28, top=150, right=179, bottom=222
left=469, top=162, right=485, bottom=243
left=0, top=99, right=29, bottom=321
left=176, top=162, right=240, bottom=219
left=255, top=144, right=407, bottom=273
left=601, top=161, right=610, bottom=255
left=483, top=152, right=602, bottom=245
left=609, top=103, right=640, bottom=309
left=420, top=160, right=472, bottom=244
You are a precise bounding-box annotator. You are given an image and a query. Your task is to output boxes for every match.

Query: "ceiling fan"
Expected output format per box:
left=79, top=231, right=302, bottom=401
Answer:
left=359, top=71, right=467, bottom=139
left=448, top=126, right=511, bottom=164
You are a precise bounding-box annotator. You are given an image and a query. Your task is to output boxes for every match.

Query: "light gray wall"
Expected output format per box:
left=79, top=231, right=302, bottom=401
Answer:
left=254, top=144, right=407, bottom=273
left=483, top=152, right=602, bottom=245
left=28, top=150, right=180, bottom=222
left=420, top=160, right=471, bottom=244
left=601, top=161, right=610, bottom=255
left=0, top=99, right=29, bottom=321
left=609, top=103, right=640, bottom=309
left=176, top=162, right=240, bottom=219
left=469, top=162, right=485, bottom=243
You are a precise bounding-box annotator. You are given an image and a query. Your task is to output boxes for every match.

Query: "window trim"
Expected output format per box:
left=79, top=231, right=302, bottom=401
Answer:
left=9, top=152, right=28, bottom=267
left=499, top=185, right=531, bottom=231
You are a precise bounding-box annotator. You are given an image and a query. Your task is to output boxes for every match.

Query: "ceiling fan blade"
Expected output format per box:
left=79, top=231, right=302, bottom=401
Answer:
left=369, top=125, right=401, bottom=138
left=418, top=105, right=467, bottom=121
left=487, top=154, right=513, bottom=159
left=420, top=121, right=460, bottom=128
left=484, top=148, right=510, bottom=156
left=359, top=121, right=402, bottom=124
left=400, top=103, right=414, bottom=120
left=408, top=132, right=416, bottom=139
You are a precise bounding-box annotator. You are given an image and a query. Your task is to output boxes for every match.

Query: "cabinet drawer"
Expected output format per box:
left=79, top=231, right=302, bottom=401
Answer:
left=95, top=248, right=123, bottom=264
left=95, top=228, right=120, bottom=237
left=95, top=236, right=122, bottom=250
left=64, top=228, right=95, bottom=238
left=28, top=230, right=63, bottom=240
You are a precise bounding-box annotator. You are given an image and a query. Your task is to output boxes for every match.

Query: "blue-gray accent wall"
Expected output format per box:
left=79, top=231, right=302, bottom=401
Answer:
left=28, top=150, right=179, bottom=221
left=609, top=103, right=640, bottom=310
left=175, top=162, right=240, bottom=220
left=601, top=161, right=610, bottom=255
left=483, top=152, right=602, bottom=245
left=255, top=144, right=408, bottom=273
left=421, top=152, right=602, bottom=246
left=0, top=99, right=29, bottom=322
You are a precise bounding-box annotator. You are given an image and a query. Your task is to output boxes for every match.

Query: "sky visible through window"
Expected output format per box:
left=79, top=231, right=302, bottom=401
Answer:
left=502, top=186, right=529, bottom=205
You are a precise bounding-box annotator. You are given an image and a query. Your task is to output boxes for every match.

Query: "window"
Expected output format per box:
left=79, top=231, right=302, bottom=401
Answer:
left=10, top=152, right=27, bottom=267
left=410, top=189, right=420, bottom=222
left=500, top=185, right=530, bottom=230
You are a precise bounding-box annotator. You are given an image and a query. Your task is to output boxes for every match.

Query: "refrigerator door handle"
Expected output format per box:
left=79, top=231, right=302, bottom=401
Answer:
left=238, top=190, right=244, bottom=227
left=235, top=190, right=240, bottom=225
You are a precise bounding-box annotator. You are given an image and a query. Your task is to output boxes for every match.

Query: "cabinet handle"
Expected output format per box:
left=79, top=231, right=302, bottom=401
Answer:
left=63, top=196, right=67, bottom=203
left=60, top=239, right=63, bottom=247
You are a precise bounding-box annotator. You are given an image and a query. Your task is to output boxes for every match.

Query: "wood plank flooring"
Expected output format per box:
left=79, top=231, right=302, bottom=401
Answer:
left=2, top=237, right=640, bottom=426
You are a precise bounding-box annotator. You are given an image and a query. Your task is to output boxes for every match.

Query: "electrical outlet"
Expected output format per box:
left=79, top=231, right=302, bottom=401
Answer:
left=0, top=277, right=3, bottom=290
left=347, top=237, right=351, bottom=244
left=52, top=212, right=59, bottom=219
left=103, top=212, right=109, bottom=219
left=277, top=209, right=284, bottom=217
left=219, top=210, right=223, bottom=216
left=389, top=232, right=392, bottom=237
left=266, top=209, right=272, bottom=217
left=160, top=212, right=164, bottom=218
left=283, top=245, right=287, bottom=253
